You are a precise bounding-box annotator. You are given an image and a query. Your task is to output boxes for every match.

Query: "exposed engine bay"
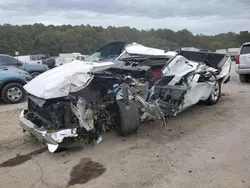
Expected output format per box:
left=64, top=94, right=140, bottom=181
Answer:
left=19, top=47, right=231, bottom=153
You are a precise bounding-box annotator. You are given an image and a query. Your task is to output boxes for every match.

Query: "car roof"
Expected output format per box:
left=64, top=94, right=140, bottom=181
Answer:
left=242, top=42, right=250, bottom=46
left=0, top=54, right=12, bottom=57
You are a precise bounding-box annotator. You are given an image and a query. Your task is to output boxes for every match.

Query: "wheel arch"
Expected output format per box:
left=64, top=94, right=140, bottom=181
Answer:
left=0, top=79, right=26, bottom=98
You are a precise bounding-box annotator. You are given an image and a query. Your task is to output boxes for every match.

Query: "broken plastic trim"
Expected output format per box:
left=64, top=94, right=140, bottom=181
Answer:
left=20, top=110, right=79, bottom=152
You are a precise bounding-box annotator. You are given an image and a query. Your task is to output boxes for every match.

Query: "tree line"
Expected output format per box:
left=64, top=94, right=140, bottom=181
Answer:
left=0, top=23, right=249, bottom=56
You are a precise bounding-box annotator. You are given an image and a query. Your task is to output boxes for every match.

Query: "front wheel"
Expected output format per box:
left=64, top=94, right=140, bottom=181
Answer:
left=115, top=100, right=140, bottom=137
left=1, top=83, right=26, bottom=104
left=206, top=81, right=221, bottom=105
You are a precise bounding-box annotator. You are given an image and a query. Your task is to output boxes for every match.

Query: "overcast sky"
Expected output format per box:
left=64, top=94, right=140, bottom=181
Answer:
left=1, top=0, right=250, bottom=35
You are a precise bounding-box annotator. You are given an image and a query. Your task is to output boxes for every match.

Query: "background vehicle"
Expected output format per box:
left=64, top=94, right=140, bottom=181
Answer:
left=75, top=55, right=87, bottom=61
left=37, top=54, right=56, bottom=69
left=15, top=55, right=42, bottom=65
left=235, top=42, right=250, bottom=82
left=0, top=67, right=32, bottom=104
left=228, top=48, right=239, bottom=61
left=0, top=54, right=48, bottom=78
left=55, top=53, right=82, bottom=66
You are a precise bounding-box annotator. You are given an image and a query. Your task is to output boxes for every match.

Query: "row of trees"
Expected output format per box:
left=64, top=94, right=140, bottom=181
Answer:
left=0, top=23, right=249, bottom=56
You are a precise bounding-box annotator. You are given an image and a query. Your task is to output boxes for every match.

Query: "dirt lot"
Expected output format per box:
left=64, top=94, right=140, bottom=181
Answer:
left=0, top=63, right=250, bottom=188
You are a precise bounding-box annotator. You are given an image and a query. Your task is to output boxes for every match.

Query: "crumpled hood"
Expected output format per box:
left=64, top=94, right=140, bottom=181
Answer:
left=24, top=60, right=115, bottom=99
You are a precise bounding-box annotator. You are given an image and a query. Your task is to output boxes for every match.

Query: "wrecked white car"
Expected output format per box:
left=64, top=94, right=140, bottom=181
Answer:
left=19, top=46, right=231, bottom=153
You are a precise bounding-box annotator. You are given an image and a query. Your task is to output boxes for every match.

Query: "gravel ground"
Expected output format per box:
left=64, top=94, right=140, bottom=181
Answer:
left=0, top=100, right=26, bottom=113
left=0, top=63, right=250, bottom=188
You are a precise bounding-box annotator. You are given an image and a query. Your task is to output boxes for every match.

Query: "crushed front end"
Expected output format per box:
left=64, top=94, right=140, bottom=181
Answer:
left=20, top=94, right=106, bottom=152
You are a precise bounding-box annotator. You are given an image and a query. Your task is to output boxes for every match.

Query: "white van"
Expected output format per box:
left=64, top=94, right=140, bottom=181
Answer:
left=15, top=55, right=42, bottom=64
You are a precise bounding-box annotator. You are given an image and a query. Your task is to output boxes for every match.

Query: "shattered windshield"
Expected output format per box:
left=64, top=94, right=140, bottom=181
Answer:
left=84, top=52, right=101, bottom=62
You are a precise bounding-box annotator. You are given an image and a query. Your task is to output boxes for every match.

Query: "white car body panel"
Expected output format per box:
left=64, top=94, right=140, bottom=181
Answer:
left=124, top=43, right=177, bottom=56
left=117, top=43, right=177, bottom=59
left=162, top=56, right=213, bottom=110
left=161, top=54, right=230, bottom=111
left=218, top=56, right=231, bottom=82
left=24, top=60, right=115, bottom=99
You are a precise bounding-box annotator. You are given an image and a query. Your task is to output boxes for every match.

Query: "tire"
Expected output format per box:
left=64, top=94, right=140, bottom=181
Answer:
left=1, top=83, right=26, bottom=104
left=239, top=74, right=249, bottom=82
left=206, top=80, right=221, bottom=105
left=115, top=100, right=140, bottom=137
left=31, top=72, right=41, bottom=78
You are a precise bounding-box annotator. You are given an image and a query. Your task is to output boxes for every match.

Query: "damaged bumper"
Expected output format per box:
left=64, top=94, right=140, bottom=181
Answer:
left=19, top=109, right=79, bottom=152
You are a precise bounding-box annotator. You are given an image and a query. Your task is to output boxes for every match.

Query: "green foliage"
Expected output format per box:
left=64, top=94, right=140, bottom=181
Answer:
left=0, top=24, right=249, bottom=56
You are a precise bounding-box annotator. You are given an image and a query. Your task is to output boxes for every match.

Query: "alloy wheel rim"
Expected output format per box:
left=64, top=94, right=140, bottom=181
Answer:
left=7, top=87, right=22, bottom=101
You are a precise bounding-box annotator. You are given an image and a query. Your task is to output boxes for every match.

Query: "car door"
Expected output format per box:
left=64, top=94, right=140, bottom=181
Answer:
left=239, top=44, right=250, bottom=69
left=0, top=55, right=22, bottom=68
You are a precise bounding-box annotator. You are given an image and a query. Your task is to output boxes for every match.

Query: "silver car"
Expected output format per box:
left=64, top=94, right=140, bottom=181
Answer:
left=235, top=42, right=250, bottom=82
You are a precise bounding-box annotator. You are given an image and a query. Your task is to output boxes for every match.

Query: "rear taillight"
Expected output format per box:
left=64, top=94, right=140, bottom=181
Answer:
left=152, top=70, right=163, bottom=81
left=236, top=55, right=240, bottom=64
left=42, top=60, right=48, bottom=64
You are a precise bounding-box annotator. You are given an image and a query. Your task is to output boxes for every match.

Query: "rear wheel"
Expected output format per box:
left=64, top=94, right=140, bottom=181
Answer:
left=115, top=100, right=140, bottom=137
left=206, top=81, right=221, bottom=105
left=1, top=83, right=25, bottom=104
left=239, top=74, right=249, bottom=82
